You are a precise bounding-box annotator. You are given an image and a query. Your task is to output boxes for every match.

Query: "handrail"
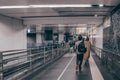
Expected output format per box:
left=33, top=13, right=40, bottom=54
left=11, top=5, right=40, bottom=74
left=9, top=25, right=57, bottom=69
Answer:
left=1, top=49, right=27, bottom=53
left=0, top=44, right=69, bottom=80
left=91, top=45, right=120, bottom=80
left=92, top=46, right=120, bottom=57
left=1, top=45, right=53, bottom=53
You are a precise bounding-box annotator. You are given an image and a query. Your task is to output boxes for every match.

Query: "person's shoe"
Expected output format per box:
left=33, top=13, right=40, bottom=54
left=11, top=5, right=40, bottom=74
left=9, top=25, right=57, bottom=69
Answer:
left=76, top=65, right=79, bottom=71
left=81, top=67, right=84, bottom=71
left=85, top=60, right=88, bottom=67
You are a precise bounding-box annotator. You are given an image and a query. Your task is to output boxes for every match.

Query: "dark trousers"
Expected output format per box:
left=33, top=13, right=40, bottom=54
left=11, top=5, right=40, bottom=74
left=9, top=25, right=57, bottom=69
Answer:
left=76, top=54, right=84, bottom=70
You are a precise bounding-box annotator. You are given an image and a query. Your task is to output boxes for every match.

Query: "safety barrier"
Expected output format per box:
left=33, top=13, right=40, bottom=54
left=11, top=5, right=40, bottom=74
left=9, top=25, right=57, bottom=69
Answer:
left=91, top=46, right=120, bottom=79
left=0, top=45, right=69, bottom=80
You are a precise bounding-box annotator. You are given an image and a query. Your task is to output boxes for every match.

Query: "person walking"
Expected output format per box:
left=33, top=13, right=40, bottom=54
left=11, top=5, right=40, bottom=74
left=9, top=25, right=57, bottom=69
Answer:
left=81, top=37, right=91, bottom=69
left=75, top=35, right=86, bottom=72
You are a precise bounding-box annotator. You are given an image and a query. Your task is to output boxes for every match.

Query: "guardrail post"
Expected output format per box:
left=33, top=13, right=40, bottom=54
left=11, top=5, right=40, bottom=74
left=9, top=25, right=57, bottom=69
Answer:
left=99, top=49, right=101, bottom=59
left=52, top=46, right=53, bottom=59
left=111, top=54, right=114, bottom=73
left=59, top=46, right=61, bottom=55
left=43, top=46, right=46, bottom=63
left=57, top=46, right=59, bottom=56
left=29, top=49, right=32, bottom=70
left=0, top=52, right=3, bottom=80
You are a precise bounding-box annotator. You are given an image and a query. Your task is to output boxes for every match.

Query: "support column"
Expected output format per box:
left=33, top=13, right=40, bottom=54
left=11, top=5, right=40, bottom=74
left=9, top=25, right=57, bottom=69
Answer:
left=58, top=25, right=64, bottom=43
left=36, top=26, right=42, bottom=44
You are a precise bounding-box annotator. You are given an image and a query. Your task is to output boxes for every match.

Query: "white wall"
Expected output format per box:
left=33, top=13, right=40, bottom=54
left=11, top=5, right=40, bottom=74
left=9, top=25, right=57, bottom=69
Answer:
left=0, top=15, right=27, bottom=51
left=95, top=16, right=110, bottom=48
left=89, top=17, right=110, bottom=49
left=95, top=26, right=103, bottom=48
left=88, top=25, right=103, bottom=49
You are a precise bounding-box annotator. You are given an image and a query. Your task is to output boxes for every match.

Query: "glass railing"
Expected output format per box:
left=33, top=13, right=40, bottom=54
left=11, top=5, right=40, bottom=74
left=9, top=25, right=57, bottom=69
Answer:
left=0, top=44, right=69, bottom=80
left=91, top=45, right=120, bottom=79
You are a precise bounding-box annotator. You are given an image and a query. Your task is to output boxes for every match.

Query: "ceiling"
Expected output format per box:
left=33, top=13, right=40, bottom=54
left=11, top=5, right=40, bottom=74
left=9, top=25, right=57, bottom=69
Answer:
left=0, top=0, right=119, bottom=26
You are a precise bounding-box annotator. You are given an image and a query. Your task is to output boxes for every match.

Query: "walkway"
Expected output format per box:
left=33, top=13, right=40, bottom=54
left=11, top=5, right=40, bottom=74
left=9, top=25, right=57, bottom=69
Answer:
left=27, top=52, right=118, bottom=80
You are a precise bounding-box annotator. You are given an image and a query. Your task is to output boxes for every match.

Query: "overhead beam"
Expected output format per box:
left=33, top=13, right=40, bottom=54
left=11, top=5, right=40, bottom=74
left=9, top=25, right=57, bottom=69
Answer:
left=23, top=17, right=103, bottom=25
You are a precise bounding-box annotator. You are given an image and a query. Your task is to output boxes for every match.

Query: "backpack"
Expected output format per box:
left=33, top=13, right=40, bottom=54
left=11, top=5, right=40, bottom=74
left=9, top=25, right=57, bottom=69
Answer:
left=78, top=41, right=86, bottom=53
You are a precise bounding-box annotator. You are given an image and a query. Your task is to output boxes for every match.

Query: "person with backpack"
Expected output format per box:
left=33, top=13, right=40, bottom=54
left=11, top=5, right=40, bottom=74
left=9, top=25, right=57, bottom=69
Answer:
left=75, top=35, right=86, bottom=72
left=81, top=36, right=91, bottom=68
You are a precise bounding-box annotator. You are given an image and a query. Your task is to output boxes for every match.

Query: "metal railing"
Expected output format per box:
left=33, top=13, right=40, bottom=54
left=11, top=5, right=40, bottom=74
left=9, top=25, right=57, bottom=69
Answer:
left=0, top=45, right=69, bottom=80
left=91, top=46, right=120, bottom=79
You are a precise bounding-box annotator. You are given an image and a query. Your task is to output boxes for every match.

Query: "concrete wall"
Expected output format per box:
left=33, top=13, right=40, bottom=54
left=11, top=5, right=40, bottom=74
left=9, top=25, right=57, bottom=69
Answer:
left=0, top=15, right=26, bottom=51
left=103, top=8, right=120, bottom=54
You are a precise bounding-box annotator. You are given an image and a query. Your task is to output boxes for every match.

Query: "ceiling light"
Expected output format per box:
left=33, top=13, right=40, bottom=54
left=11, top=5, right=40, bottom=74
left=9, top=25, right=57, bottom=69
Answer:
left=99, top=4, right=104, bottom=7
left=30, top=4, right=92, bottom=8
left=0, top=6, right=30, bottom=9
left=0, top=4, right=92, bottom=9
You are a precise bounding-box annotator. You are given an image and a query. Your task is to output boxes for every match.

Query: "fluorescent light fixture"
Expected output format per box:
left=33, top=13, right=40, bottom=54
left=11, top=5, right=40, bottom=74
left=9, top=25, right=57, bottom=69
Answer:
left=30, top=4, right=92, bottom=8
left=0, top=6, right=30, bottom=9
left=99, top=4, right=104, bottom=7
left=0, top=4, right=92, bottom=9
